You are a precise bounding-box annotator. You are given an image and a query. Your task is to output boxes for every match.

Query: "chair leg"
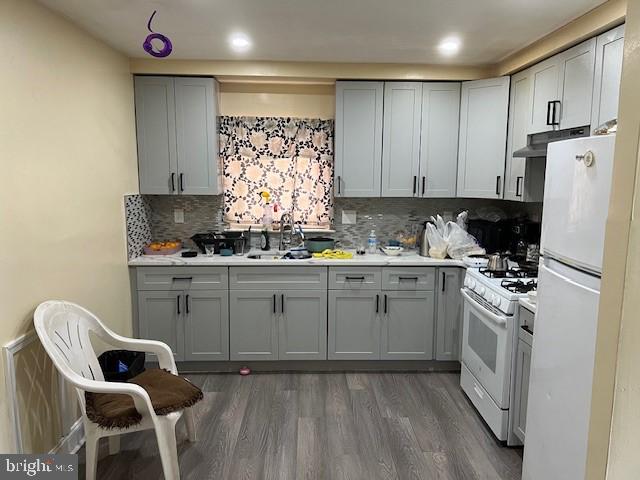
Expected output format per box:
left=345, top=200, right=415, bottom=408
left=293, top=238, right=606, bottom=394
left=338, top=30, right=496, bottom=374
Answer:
left=108, top=435, right=120, bottom=455
left=184, top=408, right=197, bottom=442
left=155, top=418, right=180, bottom=480
left=84, top=430, right=99, bottom=480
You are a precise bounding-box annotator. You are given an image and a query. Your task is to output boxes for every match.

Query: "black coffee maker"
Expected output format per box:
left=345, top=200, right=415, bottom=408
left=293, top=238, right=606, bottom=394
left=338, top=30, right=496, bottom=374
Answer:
left=510, top=221, right=541, bottom=261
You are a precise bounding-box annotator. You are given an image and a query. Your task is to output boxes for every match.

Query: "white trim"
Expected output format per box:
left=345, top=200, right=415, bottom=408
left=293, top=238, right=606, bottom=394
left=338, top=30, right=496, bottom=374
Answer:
left=49, top=418, right=85, bottom=455
left=3, top=331, right=39, bottom=454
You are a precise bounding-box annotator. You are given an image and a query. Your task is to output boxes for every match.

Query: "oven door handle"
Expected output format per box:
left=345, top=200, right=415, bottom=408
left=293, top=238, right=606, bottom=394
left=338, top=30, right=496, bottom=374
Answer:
left=460, top=289, right=508, bottom=327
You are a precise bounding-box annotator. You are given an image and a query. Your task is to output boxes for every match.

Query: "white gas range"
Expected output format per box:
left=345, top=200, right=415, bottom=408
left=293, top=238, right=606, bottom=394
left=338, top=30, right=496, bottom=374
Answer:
left=460, top=267, right=537, bottom=446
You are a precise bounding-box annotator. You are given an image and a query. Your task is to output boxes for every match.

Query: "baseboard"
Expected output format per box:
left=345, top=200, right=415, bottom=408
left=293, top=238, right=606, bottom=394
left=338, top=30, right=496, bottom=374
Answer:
left=50, top=418, right=85, bottom=455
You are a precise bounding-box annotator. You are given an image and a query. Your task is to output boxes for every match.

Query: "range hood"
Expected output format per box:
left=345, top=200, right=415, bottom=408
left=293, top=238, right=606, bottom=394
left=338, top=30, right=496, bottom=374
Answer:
left=513, top=126, right=590, bottom=158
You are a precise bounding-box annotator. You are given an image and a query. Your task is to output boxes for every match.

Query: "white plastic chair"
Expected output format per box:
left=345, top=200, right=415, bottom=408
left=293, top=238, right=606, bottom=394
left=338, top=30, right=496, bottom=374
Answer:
left=34, top=300, right=197, bottom=480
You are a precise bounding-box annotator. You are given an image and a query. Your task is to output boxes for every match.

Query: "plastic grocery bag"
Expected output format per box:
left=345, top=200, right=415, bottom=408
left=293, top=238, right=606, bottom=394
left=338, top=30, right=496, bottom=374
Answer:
left=426, top=223, right=448, bottom=259
left=447, top=222, right=485, bottom=259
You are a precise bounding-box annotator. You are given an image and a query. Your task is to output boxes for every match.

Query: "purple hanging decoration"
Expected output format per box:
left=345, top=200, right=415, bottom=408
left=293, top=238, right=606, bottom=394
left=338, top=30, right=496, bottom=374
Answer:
left=143, top=10, right=173, bottom=58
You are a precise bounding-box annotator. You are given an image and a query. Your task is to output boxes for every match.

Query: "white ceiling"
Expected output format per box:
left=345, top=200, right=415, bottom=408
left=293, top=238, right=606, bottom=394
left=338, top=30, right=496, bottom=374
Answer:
left=39, top=0, right=606, bottom=65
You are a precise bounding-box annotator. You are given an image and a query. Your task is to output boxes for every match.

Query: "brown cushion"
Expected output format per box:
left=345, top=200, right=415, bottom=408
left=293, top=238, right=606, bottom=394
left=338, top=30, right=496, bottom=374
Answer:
left=85, top=369, right=203, bottom=429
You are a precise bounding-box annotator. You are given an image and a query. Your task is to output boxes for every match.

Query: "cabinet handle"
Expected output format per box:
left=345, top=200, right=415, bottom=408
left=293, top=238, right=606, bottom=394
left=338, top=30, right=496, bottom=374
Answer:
left=496, top=176, right=501, bottom=196
left=516, top=176, right=523, bottom=197
left=281, top=294, right=285, bottom=314
left=185, top=294, right=190, bottom=314
left=412, top=175, right=417, bottom=195
left=176, top=295, right=181, bottom=315
left=172, top=276, right=193, bottom=281
left=546, top=101, right=553, bottom=126
left=345, top=276, right=365, bottom=281
left=421, top=176, right=426, bottom=196
left=179, top=173, right=184, bottom=192
left=442, top=272, right=446, bottom=292
left=384, top=294, right=388, bottom=314
left=398, top=276, right=418, bottom=281
left=337, top=175, right=341, bottom=195
left=376, top=294, right=379, bottom=313
left=273, top=294, right=276, bottom=314
left=551, top=101, right=561, bottom=126
left=170, top=173, right=176, bottom=192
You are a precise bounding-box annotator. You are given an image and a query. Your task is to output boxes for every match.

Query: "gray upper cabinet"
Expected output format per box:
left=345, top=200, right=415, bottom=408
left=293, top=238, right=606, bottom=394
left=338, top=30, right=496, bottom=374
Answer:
left=419, top=83, right=461, bottom=197
left=381, top=82, right=423, bottom=197
left=334, top=81, right=384, bottom=197
left=134, top=76, right=177, bottom=194
left=279, top=290, right=328, bottom=360
left=435, top=268, right=463, bottom=361
left=381, top=291, right=435, bottom=360
left=174, top=77, right=219, bottom=195
left=229, top=290, right=279, bottom=361
left=591, top=24, right=625, bottom=132
left=457, top=76, right=510, bottom=199
left=504, top=69, right=545, bottom=203
left=184, top=290, right=229, bottom=361
left=528, top=38, right=596, bottom=134
left=328, top=290, right=380, bottom=360
left=134, top=76, right=219, bottom=195
left=138, top=290, right=184, bottom=361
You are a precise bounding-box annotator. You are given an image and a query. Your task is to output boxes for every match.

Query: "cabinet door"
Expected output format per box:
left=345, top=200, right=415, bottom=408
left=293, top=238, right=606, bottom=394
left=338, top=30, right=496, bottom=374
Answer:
left=557, top=38, right=597, bottom=130
left=457, top=77, right=510, bottom=199
left=419, top=83, right=460, bottom=197
left=435, top=268, right=463, bottom=361
left=512, top=337, right=532, bottom=443
left=328, top=290, right=380, bottom=360
left=134, top=76, right=178, bottom=194
left=184, top=290, right=229, bottom=361
left=334, top=81, right=383, bottom=197
left=138, top=291, right=184, bottom=361
left=381, top=291, right=435, bottom=360
left=279, top=291, right=327, bottom=360
left=591, top=24, right=625, bottom=131
left=229, top=290, right=278, bottom=361
left=174, top=77, right=220, bottom=195
left=381, top=82, right=422, bottom=197
left=528, top=58, right=560, bottom=134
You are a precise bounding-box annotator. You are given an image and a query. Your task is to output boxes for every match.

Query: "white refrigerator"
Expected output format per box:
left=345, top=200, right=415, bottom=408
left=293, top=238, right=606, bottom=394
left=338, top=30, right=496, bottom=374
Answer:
left=522, top=134, right=616, bottom=480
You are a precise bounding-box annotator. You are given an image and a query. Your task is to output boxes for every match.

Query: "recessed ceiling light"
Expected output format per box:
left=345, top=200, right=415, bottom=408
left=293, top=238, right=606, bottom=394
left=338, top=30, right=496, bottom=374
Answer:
left=438, top=37, right=461, bottom=56
left=229, top=33, right=252, bottom=53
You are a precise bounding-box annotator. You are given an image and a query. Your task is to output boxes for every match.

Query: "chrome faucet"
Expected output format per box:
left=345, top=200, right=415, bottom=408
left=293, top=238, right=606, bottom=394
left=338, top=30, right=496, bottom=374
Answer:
left=279, top=213, right=305, bottom=251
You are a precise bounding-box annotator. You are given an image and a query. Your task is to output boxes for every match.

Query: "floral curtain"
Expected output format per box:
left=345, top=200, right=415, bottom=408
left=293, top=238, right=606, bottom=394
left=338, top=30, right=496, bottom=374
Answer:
left=219, top=116, right=334, bottom=228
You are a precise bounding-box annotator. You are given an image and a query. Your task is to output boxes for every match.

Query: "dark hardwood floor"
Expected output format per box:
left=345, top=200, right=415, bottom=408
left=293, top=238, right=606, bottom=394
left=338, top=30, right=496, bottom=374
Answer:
left=79, top=372, right=522, bottom=479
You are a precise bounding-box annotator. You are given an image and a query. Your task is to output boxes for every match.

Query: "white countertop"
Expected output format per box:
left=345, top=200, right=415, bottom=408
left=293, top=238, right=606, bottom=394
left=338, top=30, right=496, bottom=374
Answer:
left=519, top=297, right=537, bottom=313
left=128, top=250, right=467, bottom=268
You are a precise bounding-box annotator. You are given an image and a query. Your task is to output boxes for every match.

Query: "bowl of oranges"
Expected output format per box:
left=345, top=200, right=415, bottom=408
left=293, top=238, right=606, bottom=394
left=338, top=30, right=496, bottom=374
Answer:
left=143, top=241, right=182, bottom=256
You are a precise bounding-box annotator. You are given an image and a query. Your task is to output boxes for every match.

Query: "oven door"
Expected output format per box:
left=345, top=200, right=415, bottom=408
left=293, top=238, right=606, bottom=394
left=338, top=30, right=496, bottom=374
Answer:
left=461, top=288, right=514, bottom=409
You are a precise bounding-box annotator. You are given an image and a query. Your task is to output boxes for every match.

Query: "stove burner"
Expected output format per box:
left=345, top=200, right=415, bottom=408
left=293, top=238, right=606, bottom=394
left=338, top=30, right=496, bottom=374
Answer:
left=479, top=265, right=538, bottom=279
left=501, top=279, right=538, bottom=293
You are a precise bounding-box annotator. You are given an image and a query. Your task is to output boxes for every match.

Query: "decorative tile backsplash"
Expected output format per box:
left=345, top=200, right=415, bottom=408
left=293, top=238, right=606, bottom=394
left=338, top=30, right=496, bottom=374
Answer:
left=125, top=194, right=542, bottom=255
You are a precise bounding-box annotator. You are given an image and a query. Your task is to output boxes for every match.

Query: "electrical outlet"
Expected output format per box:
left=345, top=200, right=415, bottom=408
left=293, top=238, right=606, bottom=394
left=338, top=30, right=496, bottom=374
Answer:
left=341, top=210, right=357, bottom=225
left=174, top=209, right=185, bottom=224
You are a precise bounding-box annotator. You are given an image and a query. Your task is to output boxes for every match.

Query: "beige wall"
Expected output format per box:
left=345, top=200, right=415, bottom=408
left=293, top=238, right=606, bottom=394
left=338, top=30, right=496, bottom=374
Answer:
left=598, top=0, right=640, bottom=477
left=219, top=82, right=335, bottom=118
left=0, top=0, right=138, bottom=453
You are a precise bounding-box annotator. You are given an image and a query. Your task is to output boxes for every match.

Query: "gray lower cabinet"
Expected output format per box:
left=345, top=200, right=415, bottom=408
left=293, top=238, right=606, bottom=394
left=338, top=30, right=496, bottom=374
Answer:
left=381, top=291, right=435, bottom=360
left=328, top=290, right=380, bottom=360
left=513, top=336, right=532, bottom=443
left=435, top=268, right=463, bottom=361
left=279, top=290, right=327, bottom=360
left=138, top=290, right=184, bottom=361
left=184, top=290, right=229, bottom=361
left=229, top=290, right=278, bottom=361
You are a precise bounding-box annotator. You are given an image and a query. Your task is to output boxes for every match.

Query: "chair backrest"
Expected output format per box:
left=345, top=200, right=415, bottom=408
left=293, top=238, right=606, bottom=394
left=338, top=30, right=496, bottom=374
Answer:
left=34, top=301, right=111, bottom=408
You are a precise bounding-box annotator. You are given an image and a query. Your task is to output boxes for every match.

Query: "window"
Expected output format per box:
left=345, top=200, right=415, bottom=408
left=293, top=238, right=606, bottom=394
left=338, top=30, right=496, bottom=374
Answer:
left=220, top=116, right=334, bottom=229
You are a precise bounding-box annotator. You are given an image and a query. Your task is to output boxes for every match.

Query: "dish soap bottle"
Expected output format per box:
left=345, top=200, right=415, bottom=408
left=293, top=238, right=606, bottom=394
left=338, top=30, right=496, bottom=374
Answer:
left=367, top=230, right=377, bottom=254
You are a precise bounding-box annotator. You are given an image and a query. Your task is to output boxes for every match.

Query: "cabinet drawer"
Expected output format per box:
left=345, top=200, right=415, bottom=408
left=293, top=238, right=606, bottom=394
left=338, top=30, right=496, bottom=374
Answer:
left=382, top=267, right=435, bottom=290
left=229, top=267, right=327, bottom=290
left=329, top=267, right=381, bottom=290
left=136, top=267, right=228, bottom=291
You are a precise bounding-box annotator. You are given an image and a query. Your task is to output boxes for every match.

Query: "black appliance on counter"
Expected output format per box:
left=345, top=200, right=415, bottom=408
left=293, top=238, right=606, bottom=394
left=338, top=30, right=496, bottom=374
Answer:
left=190, top=232, right=245, bottom=254
left=467, top=218, right=541, bottom=256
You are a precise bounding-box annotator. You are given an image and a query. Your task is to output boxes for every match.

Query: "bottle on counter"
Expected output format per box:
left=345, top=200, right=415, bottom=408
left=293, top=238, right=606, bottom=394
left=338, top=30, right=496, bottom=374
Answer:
left=367, top=230, right=377, bottom=254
